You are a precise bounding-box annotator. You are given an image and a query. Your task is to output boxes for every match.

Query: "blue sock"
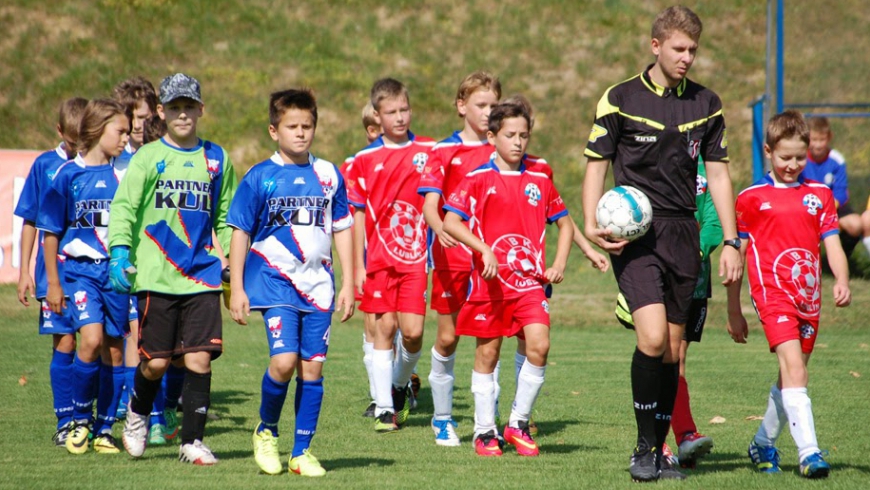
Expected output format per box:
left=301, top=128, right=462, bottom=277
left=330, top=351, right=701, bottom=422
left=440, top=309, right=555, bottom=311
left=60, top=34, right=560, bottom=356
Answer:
left=292, top=377, right=324, bottom=458
left=94, top=365, right=125, bottom=434
left=71, top=356, right=101, bottom=424
left=150, top=381, right=166, bottom=426
left=50, top=349, right=75, bottom=428
left=120, top=366, right=136, bottom=411
left=164, top=364, right=185, bottom=410
left=258, top=371, right=289, bottom=437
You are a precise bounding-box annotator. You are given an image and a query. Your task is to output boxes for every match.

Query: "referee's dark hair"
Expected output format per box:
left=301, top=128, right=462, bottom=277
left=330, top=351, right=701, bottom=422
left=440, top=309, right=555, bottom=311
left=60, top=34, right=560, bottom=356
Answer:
left=269, top=88, right=318, bottom=128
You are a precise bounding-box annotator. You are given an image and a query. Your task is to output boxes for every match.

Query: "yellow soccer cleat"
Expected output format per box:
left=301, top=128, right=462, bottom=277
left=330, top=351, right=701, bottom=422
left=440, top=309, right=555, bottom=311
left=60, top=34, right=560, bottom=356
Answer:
left=65, top=422, right=91, bottom=455
left=289, top=449, right=326, bottom=477
left=93, top=433, right=121, bottom=454
left=252, top=427, right=282, bottom=475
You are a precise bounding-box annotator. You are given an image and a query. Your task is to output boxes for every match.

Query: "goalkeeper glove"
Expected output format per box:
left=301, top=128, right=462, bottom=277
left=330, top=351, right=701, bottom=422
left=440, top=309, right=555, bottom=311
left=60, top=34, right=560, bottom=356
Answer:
left=109, top=246, right=135, bottom=293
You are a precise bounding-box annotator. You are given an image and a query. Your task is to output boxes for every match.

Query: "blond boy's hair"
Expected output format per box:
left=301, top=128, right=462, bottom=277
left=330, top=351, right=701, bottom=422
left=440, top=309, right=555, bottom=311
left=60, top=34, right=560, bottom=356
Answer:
left=455, top=71, right=501, bottom=117
left=361, top=101, right=377, bottom=129
left=370, top=78, right=409, bottom=111
left=766, top=110, right=810, bottom=148
left=652, top=5, right=703, bottom=42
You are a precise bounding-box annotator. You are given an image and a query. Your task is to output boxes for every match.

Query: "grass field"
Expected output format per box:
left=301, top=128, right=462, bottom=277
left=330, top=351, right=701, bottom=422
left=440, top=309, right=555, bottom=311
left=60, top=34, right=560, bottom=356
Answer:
left=2, top=259, right=869, bottom=489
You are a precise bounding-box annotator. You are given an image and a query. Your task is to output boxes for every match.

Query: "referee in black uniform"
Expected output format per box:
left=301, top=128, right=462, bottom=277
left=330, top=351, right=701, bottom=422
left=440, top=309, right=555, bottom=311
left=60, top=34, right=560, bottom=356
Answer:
left=581, top=5, right=742, bottom=482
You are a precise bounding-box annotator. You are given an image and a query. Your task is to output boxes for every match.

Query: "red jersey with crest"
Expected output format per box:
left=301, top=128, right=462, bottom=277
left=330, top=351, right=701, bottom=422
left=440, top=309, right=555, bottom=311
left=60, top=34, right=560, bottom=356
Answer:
left=419, top=133, right=553, bottom=272
left=736, top=173, right=838, bottom=319
left=444, top=160, right=568, bottom=301
left=347, top=132, right=436, bottom=273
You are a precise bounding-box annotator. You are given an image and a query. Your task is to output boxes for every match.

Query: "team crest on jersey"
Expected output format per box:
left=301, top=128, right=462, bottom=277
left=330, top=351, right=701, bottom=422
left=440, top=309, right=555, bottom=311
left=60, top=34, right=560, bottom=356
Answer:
left=319, top=176, right=335, bottom=197
left=492, top=234, right=544, bottom=292
left=74, top=290, right=88, bottom=311
left=696, top=174, right=708, bottom=196
left=688, top=138, right=701, bottom=160
left=156, top=160, right=166, bottom=174
left=377, top=200, right=426, bottom=264
left=207, top=159, right=220, bottom=180
left=799, top=323, right=815, bottom=339
left=802, top=193, right=822, bottom=216
left=772, top=248, right=820, bottom=317
left=267, top=316, right=282, bottom=339
left=413, top=152, right=428, bottom=173
left=524, top=183, right=541, bottom=206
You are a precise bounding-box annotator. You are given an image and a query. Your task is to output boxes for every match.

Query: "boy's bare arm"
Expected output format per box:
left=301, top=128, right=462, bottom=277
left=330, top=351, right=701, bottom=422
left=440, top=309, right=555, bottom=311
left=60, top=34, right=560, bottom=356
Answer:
left=545, top=215, right=574, bottom=284
left=17, top=221, right=36, bottom=306
left=823, top=234, right=852, bottom=307
left=352, top=207, right=367, bottom=295
left=725, top=243, right=748, bottom=343
left=443, top=211, right=497, bottom=279
left=228, top=228, right=250, bottom=325
left=571, top=218, right=609, bottom=272
left=333, top=227, right=355, bottom=322
left=43, top=232, right=65, bottom=314
left=423, top=192, right=457, bottom=248
left=705, top=160, right=742, bottom=285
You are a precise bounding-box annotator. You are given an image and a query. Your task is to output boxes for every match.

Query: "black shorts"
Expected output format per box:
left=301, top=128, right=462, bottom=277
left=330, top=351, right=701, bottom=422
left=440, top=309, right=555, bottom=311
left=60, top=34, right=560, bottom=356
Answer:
left=137, top=291, right=223, bottom=360
left=611, top=218, right=700, bottom=325
left=684, top=298, right=708, bottom=342
left=837, top=203, right=855, bottom=218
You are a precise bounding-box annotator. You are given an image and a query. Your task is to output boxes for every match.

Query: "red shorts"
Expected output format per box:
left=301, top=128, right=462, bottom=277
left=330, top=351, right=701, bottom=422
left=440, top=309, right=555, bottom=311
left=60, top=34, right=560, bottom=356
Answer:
left=360, top=269, right=427, bottom=315
left=759, top=310, right=819, bottom=354
left=430, top=269, right=470, bottom=314
left=457, top=288, right=550, bottom=339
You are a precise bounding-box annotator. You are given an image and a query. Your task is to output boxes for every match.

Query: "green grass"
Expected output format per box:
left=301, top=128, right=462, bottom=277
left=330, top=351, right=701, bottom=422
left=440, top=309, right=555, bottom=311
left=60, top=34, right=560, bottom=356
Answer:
left=2, top=263, right=869, bottom=489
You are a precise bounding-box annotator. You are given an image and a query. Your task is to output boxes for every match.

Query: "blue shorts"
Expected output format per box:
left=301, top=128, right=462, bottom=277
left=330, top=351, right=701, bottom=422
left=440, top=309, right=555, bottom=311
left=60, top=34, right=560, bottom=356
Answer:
left=38, top=299, right=75, bottom=335
left=128, top=297, right=139, bottom=323
left=260, top=307, right=331, bottom=361
left=64, top=259, right=130, bottom=339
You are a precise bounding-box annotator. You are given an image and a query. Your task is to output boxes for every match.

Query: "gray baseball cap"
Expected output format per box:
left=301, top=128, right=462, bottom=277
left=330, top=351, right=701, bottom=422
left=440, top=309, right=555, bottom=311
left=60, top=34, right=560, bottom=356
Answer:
left=159, top=73, right=203, bottom=104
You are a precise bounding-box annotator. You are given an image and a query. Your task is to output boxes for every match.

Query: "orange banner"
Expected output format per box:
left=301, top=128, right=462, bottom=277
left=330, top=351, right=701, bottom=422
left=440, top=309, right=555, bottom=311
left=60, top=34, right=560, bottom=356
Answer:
left=1, top=150, right=42, bottom=284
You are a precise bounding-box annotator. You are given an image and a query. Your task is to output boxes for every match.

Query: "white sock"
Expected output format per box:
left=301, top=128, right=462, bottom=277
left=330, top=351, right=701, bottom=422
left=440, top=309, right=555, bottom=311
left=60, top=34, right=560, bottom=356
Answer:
left=428, top=347, right=455, bottom=420
left=393, top=344, right=421, bottom=389
left=471, top=370, right=496, bottom=437
left=754, top=384, right=787, bottom=446
left=372, top=349, right=394, bottom=416
left=493, top=360, right=501, bottom=417
left=509, top=360, right=546, bottom=426
left=781, top=387, right=820, bottom=461
left=363, top=335, right=375, bottom=401
left=514, top=352, right=526, bottom=383
left=863, top=236, right=870, bottom=256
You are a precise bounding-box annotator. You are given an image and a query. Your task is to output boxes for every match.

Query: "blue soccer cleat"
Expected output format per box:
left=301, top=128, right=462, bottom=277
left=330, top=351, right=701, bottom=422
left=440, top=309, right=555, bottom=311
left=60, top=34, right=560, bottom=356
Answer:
left=800, top=452, right=831, bottom=479
left=748, top=439, right=781, bottom=473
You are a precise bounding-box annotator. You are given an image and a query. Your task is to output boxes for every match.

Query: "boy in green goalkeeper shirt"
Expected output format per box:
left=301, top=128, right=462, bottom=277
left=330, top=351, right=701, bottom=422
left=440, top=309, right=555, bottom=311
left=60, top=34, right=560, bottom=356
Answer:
left=108, top=73, right=237, bottom=465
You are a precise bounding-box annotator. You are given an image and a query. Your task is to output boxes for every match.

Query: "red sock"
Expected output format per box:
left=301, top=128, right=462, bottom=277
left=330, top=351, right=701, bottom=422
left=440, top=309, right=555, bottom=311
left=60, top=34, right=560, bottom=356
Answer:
left=670, top=375, right=696, bottom=444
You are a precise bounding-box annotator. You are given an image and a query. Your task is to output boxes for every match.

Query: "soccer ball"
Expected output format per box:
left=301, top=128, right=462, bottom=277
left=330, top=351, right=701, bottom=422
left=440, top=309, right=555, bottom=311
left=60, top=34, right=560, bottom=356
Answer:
left=595, top=186, right=653, bottom=241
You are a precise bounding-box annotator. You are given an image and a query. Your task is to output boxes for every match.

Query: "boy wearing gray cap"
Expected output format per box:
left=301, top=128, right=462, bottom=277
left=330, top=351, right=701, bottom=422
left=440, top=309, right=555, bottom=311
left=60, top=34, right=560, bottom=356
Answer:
left=109, top=73, right=237, bottom=465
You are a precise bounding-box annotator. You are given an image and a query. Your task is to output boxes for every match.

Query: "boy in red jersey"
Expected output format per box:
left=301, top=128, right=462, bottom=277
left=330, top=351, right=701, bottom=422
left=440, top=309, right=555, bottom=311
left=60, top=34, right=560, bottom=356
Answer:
left=443, top=100, right=573, bottom=457
left=341, top=101, right=381, bottom=417
left=727, top=110, right=850, bottom=479
left=346, top=78, right=435, bottom=433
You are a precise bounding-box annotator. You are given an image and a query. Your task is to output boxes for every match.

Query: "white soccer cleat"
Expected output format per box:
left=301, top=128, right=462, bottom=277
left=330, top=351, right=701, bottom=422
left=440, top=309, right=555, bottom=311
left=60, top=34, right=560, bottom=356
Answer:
left=122, top=410, right=149, bottom=458
left=179, top=439, right=218, bottom=466
left=432, top=418, right=461, bottom=447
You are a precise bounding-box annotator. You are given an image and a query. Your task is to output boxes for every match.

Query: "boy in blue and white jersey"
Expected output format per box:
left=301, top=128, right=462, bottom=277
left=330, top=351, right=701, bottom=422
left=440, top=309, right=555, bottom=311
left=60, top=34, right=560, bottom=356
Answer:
left=14, top=97, right=87, bottom=446
left=39, top=99, right=133, bottom=454
left=228, top=88, right=354, bottom=477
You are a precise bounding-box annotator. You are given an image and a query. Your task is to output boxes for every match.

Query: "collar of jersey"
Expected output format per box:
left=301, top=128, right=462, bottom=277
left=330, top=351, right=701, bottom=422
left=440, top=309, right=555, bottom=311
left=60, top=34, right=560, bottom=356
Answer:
left=764, top=171, right=805, bottom=188
left=159, top=136, right=204, bottom=153
left=450, top=130, right=488, bottom=147
left=55, top=142, right=68, bottom=159
left=378, top=130, right=416, bottom=149
left=72, top=154, right=113, bottom=170
left=484, top=158, right=526, bottom=174
left=641, top=64, right=687, bottom=97
left=270, top=151, right=315, bottom=167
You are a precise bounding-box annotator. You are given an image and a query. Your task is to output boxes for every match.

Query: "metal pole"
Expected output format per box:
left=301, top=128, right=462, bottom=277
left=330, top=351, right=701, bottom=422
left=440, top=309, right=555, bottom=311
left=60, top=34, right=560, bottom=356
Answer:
left=776, top=0, right=784, bottom=113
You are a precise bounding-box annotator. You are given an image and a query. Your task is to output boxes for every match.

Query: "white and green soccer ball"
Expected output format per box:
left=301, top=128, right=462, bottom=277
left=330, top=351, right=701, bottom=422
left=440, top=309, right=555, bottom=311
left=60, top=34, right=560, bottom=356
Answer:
left=595, top=185, right=653, bottom=241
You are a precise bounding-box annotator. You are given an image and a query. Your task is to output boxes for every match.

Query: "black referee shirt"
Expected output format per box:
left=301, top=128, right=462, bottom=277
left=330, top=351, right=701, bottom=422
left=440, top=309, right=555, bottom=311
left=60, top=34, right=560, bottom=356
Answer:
left=584, top=66, right=729, bottom=216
